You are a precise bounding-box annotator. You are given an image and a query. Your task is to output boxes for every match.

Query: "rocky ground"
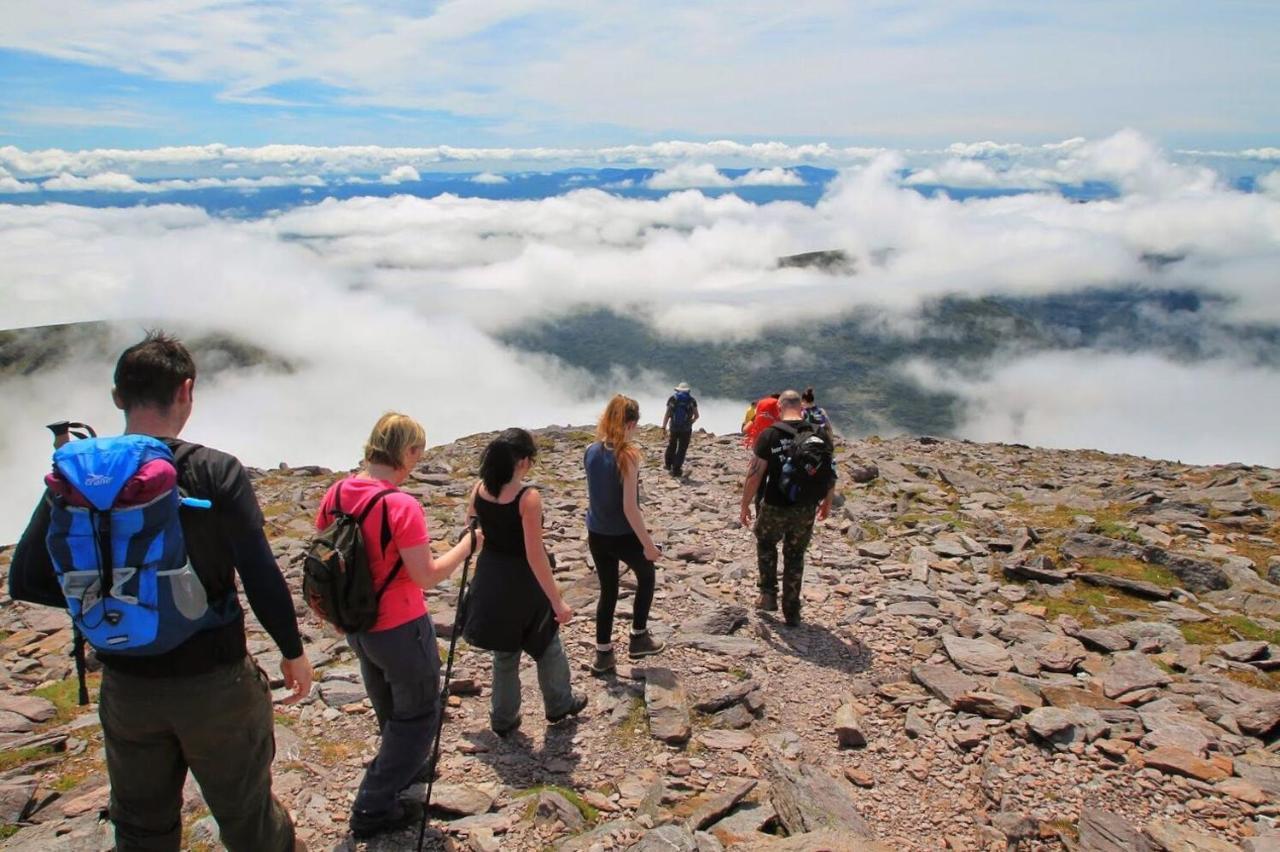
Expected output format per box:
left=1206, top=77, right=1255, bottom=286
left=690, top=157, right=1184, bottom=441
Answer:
left=2, top=427, right=1279, bottom=851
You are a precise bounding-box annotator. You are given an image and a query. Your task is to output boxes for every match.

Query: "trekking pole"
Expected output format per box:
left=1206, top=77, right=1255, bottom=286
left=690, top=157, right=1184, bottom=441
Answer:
left=416, top=518, right=478, bottom=852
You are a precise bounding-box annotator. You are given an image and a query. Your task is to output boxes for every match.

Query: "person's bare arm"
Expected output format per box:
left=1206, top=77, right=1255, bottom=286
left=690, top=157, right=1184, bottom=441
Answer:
left=622, top=462, right=660, bottom=561
left=740, top=455, right=766, bottom=526
left=520, top=489, right=572, bottom=623
left=402, top=532, right=479, bottom=590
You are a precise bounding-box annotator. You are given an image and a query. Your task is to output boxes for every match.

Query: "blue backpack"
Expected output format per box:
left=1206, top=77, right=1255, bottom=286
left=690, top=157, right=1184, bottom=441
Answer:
left=44, top=434, right=230, bottom=657
left=670, top=391, right=694, bottom=430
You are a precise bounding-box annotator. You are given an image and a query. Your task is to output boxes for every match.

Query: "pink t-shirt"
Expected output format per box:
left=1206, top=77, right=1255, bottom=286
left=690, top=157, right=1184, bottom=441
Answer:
left=315, top=476, right=430, bottom=633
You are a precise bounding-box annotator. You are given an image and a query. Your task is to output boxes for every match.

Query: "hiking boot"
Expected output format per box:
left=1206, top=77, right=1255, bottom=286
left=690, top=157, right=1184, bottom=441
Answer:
left=590, top=649, right=617, bottom=675
left=783, top=607, right=801, bottom=627
left=350, top=800, right=423, bottom=840
left=628, top=630, right=666, bottom=659
left=492, top=716, right=522, bottom=737
left=547, top=692, right=588, bottom=724
left=755, top=591, right=778, bottom=612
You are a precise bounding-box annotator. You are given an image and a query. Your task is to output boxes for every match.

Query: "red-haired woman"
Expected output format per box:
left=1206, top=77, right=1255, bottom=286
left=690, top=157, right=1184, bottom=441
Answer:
left=583, top=395, right=665, bottom=675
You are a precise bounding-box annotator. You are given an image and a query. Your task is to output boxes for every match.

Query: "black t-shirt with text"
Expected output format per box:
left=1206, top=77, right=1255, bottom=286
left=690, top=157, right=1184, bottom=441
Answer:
left=753, top=419, right=833, bottom=507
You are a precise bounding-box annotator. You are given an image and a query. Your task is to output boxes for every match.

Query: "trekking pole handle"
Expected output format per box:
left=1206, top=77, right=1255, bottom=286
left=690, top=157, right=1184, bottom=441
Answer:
left=47, top=421, right=97, bottom=448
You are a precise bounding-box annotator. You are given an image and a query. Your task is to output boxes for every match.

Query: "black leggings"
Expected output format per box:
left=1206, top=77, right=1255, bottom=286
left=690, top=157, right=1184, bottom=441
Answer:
left=588, top=530, right=656, bottom=646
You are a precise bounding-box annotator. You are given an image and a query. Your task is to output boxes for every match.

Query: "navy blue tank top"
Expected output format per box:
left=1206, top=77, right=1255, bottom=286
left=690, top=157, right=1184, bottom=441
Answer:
left=585, top=442, right=634, bottom=536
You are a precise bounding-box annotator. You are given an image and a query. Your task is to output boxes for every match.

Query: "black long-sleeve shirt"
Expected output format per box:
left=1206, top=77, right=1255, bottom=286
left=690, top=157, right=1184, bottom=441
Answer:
left=9, top=439, right=303, bottom=675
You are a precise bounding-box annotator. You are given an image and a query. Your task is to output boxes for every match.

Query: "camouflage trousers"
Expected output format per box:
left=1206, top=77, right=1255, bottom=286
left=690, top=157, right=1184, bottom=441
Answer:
left=754, top=502, right=817, bottom=618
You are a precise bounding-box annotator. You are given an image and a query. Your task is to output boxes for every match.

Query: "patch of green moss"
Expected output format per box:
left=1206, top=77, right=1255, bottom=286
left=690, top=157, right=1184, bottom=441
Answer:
left=1080, top=557, right=1178, bottom=589
left=1253, top=490, right=1280, bottom=511
left=0, top=744, right=60, bottom=773
left=517, top=784, right=599, bottom=824
left=32, top=673, right=101, bottom=724
left=1180, top=615, right=1280, bottom=647
left=0, top=824, right=20, bottom=841
left=1030, top=583, right=1156, bottom=627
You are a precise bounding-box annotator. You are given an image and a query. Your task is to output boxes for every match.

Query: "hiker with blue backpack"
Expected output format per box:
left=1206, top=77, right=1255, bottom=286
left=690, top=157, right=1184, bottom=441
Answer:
left=661, top=381, right=699, bottom=478
left=311, top=412, right=480, bottom=841
left=739, top=389, right=837, bottom=627
left=9, top=331, right=312, bottom=852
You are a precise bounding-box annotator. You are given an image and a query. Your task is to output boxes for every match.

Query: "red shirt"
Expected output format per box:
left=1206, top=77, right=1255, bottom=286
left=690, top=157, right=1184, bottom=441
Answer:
left=315, top=476, right=430, bottom=632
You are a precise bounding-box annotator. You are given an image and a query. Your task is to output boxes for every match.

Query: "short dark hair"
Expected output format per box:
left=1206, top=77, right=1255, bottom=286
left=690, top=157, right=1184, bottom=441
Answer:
left=113, top=331, right=197, bottom=411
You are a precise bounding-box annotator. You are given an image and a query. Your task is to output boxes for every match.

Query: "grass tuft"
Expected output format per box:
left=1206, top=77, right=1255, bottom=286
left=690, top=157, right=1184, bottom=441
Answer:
left=517, top=784, right=599, bottom=824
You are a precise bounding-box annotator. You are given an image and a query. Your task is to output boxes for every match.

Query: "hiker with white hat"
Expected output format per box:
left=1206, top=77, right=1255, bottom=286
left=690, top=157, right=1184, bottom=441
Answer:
left=661, top=381, right=699, bottom=478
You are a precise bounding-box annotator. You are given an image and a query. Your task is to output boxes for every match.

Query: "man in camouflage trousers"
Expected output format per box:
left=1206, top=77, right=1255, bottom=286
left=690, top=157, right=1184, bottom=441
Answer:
left=739, top=390, right=835, bottom=626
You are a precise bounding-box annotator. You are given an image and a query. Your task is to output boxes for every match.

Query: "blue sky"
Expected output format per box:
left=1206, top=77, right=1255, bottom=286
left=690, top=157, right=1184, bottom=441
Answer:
left=1, top=1, right=1277, bottom=152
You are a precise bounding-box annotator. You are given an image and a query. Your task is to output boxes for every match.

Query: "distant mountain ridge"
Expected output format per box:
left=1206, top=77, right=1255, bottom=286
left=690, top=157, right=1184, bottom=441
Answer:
left=502, top=282, right=1280, bottom=437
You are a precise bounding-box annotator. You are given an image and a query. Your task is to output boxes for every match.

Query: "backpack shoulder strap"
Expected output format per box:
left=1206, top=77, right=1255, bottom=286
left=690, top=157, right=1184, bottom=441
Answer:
left=773, top=421, right=797, bottom=437
left=356, top=487, right=398, bottom=525
left=371, top=488, right=407, bottom=599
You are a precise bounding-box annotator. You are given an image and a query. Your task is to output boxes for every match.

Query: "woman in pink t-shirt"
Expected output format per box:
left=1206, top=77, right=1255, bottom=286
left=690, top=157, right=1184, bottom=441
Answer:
left=314, top=412, right=478, bottom=840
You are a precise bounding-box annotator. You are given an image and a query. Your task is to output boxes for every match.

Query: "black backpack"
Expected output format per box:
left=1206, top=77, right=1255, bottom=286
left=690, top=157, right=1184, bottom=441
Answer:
left=774, top=422, right=837, bottom=506
left=303, top=482, right=404, bottom=633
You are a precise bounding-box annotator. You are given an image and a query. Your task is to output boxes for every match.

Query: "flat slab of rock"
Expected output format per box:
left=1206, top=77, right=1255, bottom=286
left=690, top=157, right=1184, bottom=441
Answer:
left=426, top=783, right=495, bottom=817
left=767, top=754, right=874, bottom=840
left=1234, top=750, right=1280, bottom=795
left=1234, top=694, right=1280, bottom=738
left=678, top=633, right=765, bottom=658
left=683, top=604, right=749, bottom=636
left=1040, top=685, right=1127, bottom=712
left=856, top=541, right=892, bottom=559
left=1143, top=818, right=1242, bottom=852
left=643, top=667, right=692, bottom=744
left=954, top=691, right=1021, bottom=721
left=1142, top=746, right=1230, bottom=783
left=1218, top=637, right=1269, bottom=654
left=696, top=729, right=755, bottom=751
left=0, top=694, right=57, bottom=723
left=1025, top=706, right=1106, bottom=750
left=693, top=680, right=760, bottom=713
left=1076, top=628, right=1132, bottom=653
left=941, top=635, right=1012, bottom=676
left=708, top=801, right=777, bottom=846
left=911, top=663, right=980, bottom=709
left=630, top=825, right=697, bottom=851
left=0, top=776, right=36, bottom=823
left=1078, top=808, right=1154, bottom=852
left=742, top=830, right=892, bottom=851
left=679, top=778, right=757, bottom=831
left=1102, top=652, right=1171, bottom=699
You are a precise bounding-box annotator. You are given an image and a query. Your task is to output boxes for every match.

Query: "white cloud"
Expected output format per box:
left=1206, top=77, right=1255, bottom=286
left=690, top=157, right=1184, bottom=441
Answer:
left=0, top=166, right=36, bottom=193
left=4, top=131, right=1280, bottom=538
left=380, top=164, right=420, bottom=184
left=646, top=164, right=804, bottom=189
left=904, top=159, right=1050, bottom=190
left=0, top=141, right=877, bottom=179
left=1259, top=170, right=1280, bottom=198
left=4, top=3, right=1274, bottom=141
left=906, top=352, right=1280, bottom=467
left=470, top=171, right=508, bottom=184
left=735, top=168, right=805, bottom=187
left=39, top=171, right=326, bottom=192
left=646, top=163, right=735, bottom=189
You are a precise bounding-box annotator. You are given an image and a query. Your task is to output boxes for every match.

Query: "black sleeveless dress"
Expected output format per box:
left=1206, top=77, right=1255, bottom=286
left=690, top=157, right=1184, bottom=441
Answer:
left=462, top=486, right=557, bottom=657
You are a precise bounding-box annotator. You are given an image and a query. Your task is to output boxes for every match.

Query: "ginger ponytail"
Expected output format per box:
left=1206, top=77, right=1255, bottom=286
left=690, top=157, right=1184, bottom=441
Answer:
left=596, top=394, right=641, bottom=479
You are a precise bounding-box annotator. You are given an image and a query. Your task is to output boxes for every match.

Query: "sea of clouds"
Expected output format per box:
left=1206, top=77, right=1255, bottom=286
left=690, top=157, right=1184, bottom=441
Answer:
left=2, top=130, right=1279, bottom=543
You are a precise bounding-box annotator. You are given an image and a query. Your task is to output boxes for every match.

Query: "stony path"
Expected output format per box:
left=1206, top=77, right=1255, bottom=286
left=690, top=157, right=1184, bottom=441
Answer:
left=2, top=428, right=1279, bottom=851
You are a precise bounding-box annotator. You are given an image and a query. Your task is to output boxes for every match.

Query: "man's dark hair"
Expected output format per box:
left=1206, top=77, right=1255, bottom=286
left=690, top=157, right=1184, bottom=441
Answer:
left=113, top=330, right=197, bottom=410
